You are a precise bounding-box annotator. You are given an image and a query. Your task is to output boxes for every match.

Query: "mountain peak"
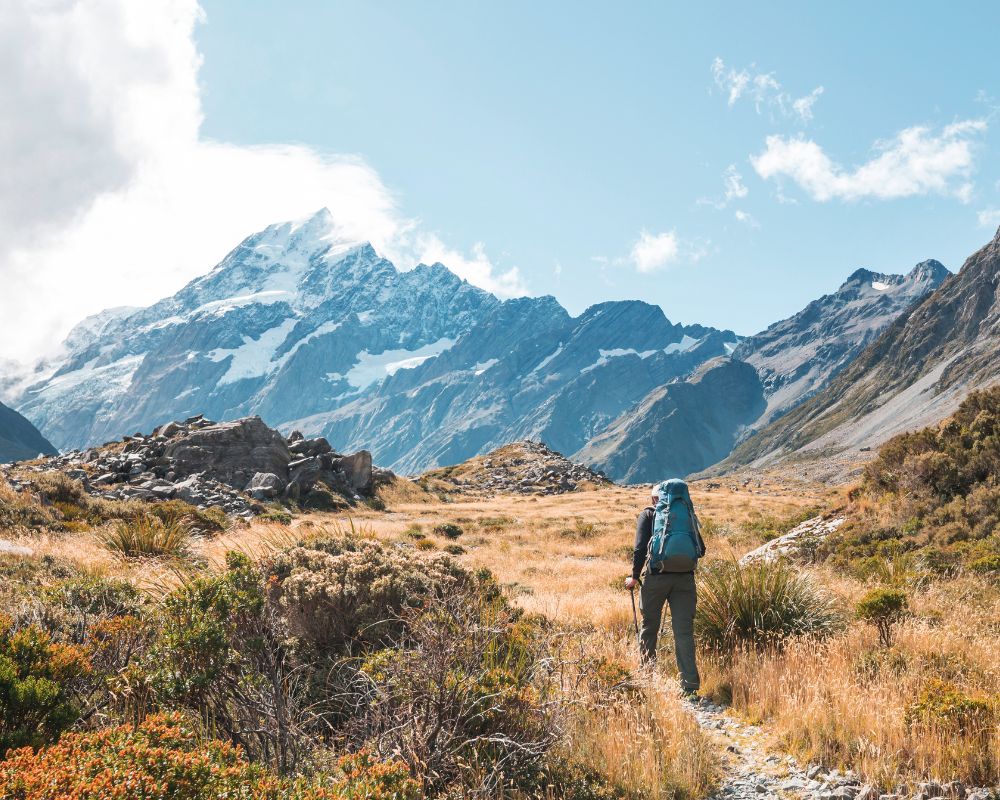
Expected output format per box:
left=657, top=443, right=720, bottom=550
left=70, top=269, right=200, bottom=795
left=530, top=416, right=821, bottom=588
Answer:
left=907, top=259, right=950, bottom=283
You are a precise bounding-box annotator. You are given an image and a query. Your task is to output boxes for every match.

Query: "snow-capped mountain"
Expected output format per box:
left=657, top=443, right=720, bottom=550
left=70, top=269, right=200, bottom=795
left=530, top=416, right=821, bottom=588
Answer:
left=15, top=209, right=738, bottom=474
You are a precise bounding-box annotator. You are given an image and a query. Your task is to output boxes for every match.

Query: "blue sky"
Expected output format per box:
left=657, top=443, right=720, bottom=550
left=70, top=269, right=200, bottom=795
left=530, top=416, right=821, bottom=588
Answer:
left=3, top=2, right=999, bottom=363
left=194, top=1, right=1000, bottom=335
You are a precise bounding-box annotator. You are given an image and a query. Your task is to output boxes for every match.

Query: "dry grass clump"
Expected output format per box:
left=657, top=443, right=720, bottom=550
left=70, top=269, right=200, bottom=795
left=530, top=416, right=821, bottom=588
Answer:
left=102, top=515, right=191, bottom=559
left=700, top=571, right=1000, bottom=788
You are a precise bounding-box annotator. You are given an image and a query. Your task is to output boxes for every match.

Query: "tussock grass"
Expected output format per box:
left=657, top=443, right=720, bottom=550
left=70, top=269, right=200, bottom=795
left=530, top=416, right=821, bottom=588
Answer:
left=102, top=515, right=190, bottom=559
left=695, top=559, right=842, bottom=652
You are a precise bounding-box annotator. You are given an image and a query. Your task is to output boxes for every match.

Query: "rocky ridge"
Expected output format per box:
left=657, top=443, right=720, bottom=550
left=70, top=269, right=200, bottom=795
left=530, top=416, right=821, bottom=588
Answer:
left=421, top=440, right=613, bottom=496
left=3, top=415, right=390, bottom=519
left=739, top=516, right=846, bottom=564
left=0, top=401, right=56, bottom=463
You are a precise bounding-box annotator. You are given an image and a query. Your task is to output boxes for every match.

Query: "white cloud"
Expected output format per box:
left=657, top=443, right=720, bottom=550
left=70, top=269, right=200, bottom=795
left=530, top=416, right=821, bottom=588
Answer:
left=631, top=231, right=680, bottom=273
left=751, top=120, right=987, bottom=202
left=723, top=165, right=749, bottom=204
left=711, top=57, right=823, bottom=123
left=0, top=0, right=523, bottom=363
left=978, top=208, right=1000, bottom=229
left=734, top=210, right=759, bottom=228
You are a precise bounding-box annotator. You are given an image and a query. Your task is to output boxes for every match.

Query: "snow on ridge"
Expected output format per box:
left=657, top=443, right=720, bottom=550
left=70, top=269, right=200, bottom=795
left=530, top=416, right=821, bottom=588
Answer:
left=871, top=281, right=891, bottom=291
left=664, top=335, right=698, bottom=354
left=473, top=358, right=499, bottom=376
left=207, top=317, right=299, bottom=385
left=533, top=344, right=564, bottom=373
left=345, top=338, right=457, bottom=389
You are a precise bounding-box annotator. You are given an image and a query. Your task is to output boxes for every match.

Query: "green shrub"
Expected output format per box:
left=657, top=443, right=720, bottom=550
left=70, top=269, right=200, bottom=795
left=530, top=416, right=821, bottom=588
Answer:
left=102, top=515, right=190, bottom=559
left=443, top=543, right=466, bottom=555
left=0, top=617, right=91, bottom=756
left=695, top=559, right=841, bottom=652
left=260, top=508, right=293, bottom=525
left=855, top=588, right=908, bottom=648
left=906, top=679, right=995, bottom=736
left=433, top=522, right=463, bottom=539
left=740, top=507, right=821, bottom=542
left=0, top=711, right=420, bottom=799
left=31, top=472, right=86, bottom=505
left=403, top=524, right=425, bottom=539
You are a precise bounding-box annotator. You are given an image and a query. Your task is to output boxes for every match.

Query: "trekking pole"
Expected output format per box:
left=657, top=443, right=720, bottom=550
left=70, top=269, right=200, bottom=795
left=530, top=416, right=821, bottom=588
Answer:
left=629, top=583, right=642, bottom=653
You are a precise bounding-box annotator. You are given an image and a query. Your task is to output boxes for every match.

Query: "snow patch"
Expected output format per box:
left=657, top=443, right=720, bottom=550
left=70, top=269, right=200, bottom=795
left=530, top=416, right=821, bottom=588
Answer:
left=473, top=358, right=499, bottom=376
left=533, top=344, right=564, bottom=373
left=345, top=338, right=456, bottom=388
left=207, top=317, right=298, bottom=385
left=580, top=347, right=658, bottom=374
left=723, top=341, right=737, bottom=355
left=664, top=335, right=698, bottom=354
left=871, top=281, right=891, bottom=291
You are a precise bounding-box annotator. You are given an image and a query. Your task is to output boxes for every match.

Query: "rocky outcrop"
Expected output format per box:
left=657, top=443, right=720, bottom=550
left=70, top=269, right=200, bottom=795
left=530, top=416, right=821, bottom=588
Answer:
left=421, top=440, right=613, bottom=496
left=2, top=414, right=386, bottom=518
left=0, top=401, right=56, bottom=463
left=576, top=358, right=766, bottom=483
left=739, top=516, right=845, bottom=564
left=163, top=416, right=291, bottom=489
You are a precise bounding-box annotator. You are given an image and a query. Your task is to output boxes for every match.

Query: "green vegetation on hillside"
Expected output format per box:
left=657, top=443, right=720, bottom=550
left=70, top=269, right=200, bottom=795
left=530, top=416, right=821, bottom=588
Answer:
left=826, top=386, right=1000, bottom=576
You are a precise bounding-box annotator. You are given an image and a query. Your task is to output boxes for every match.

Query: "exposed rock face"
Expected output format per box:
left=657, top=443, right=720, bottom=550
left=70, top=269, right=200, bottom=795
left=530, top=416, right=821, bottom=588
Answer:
left=2, top=414, right=385, bottom=518
left=576, top=358, right=766, bottom=483
left=163, top=416, right=291, bottom=488
left=0, top=401, right=56, bottom=463
left=725, top=227, right=1000, bottom=473
left=735, top=261, right=949, bottom=428
left=739, top=516, right=846, bottom=564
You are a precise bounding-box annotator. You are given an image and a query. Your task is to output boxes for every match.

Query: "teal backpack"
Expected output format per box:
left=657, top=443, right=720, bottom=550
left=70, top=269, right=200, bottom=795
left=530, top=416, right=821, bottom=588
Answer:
left=648, top=478, right=702, bottom=573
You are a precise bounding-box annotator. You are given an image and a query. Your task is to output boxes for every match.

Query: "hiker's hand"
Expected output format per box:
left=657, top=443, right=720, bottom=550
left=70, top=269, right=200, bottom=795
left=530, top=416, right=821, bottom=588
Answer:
left=625, top=577, right=638, bottom=590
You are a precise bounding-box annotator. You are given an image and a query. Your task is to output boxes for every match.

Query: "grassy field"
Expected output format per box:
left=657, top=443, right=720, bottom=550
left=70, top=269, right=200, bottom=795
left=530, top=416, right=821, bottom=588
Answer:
left=3, top=472, right=998, bottom=793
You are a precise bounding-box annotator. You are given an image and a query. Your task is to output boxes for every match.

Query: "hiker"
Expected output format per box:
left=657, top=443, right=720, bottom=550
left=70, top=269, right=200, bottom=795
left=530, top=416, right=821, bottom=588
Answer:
left=625, top=478, right=706, bottom=695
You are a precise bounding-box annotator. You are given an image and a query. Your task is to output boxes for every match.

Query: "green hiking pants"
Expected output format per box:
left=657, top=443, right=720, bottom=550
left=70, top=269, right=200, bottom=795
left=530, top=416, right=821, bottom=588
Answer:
left=639, top=571, right=700, bottom=691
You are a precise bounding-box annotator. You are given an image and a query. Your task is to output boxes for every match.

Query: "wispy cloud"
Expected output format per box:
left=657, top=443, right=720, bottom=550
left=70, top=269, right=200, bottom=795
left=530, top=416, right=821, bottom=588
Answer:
left=734, top=210, right=759, bottom=228
left=711, top=57, right=823, bottom=124
left=699, top=165, right=749, bottom=210
left=978, top=207, right=1000, bottom=229
left=751, top=120, right=987, bottom=202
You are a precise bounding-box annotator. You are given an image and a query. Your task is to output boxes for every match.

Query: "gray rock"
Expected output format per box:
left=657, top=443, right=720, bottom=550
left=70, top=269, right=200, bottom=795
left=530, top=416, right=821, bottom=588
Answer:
left=0, top=539, right=32, bottom=557
left=246, top=471, right=285, bottom=500
left=336, top=449, right=373, bottom=492
left=164, top=416, right=290, bottom=488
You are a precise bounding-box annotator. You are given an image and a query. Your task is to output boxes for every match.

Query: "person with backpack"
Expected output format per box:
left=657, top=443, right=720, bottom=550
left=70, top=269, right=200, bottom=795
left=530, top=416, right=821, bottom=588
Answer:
left=624, top=478, right=706, bottom=695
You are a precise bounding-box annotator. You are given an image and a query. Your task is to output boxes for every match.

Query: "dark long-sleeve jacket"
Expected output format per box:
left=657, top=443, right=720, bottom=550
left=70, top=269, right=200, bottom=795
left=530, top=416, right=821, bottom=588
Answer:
left=632, top=506, right=707, bottom=579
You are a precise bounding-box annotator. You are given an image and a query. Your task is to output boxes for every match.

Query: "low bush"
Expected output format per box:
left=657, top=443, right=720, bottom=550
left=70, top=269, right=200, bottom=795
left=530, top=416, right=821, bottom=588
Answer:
left=414, top=539, right=436, bottom=551
left=0, top=616, right=91, bottom=756
left=102, top=515, right=190, bottom=558
left=0, top=712, right=420, bottom=800
left=855, top=588, right=908, bottom=647
left=432, top=522, right=463, bottom=539
left=695, top=559, right=841, bottom=652
left=906, top=679, right=996, bottom=736
left=265, top=537, right=470, bottom=655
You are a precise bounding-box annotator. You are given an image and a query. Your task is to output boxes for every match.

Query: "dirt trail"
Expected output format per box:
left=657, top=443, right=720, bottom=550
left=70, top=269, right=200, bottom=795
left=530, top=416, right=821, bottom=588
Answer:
left=667, top=690, right=879, bottom=800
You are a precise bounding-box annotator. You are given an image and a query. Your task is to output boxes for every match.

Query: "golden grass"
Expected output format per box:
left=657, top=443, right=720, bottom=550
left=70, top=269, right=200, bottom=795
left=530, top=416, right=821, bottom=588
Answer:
left=13, top=473, right=996, bottom=791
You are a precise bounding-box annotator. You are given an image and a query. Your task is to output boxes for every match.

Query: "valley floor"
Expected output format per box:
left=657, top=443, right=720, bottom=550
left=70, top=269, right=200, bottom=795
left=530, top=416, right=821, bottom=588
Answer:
left=4, top=475, right=998, bottom=798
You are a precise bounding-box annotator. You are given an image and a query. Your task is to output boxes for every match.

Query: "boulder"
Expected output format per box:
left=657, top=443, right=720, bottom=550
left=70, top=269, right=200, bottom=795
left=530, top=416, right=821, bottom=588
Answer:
left=164, top=416, right=291, bottom=489
left=246, top=471, right=285, bottom=500
left=335, top=450, right=373, bottom=493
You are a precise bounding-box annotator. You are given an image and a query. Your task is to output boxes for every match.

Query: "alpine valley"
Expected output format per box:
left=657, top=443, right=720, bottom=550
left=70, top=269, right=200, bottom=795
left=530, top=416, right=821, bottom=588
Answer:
left=9, top=209, right=999, bottom=483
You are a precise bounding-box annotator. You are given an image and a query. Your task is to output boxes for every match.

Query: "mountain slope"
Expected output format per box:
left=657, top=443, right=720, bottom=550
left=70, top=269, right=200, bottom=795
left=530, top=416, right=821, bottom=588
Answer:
left=724, top=227, right=1000, bottom=471
left=0, top=401, right=56, bottom=462
left=575, top=357, right=765, bottom=483
left=15, top=210, right=738, bottom=475
left=734, top=260, right=948, bottom=428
